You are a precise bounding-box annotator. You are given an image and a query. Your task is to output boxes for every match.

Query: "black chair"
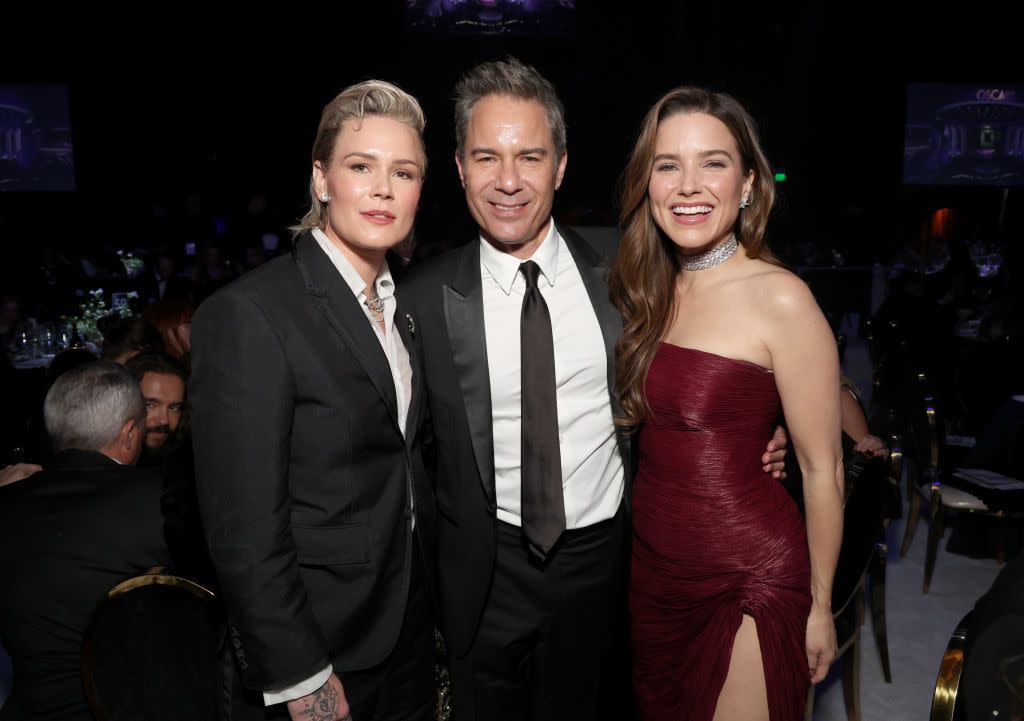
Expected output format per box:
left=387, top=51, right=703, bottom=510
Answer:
left=81, top=573, right=224, bottom=721
left=962, top=613, right=1024, bottom=721
left=900, top=374, right=1021, bottom=593
left=806, top=452, right=889, bottom=721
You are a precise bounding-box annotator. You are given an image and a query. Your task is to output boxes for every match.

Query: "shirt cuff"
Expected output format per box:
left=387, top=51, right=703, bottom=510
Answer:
left=262, top=664, right=333, bottom=706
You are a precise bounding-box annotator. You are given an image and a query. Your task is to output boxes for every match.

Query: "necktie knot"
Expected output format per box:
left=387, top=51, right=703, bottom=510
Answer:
left=520, top=261, right=542, bottom=290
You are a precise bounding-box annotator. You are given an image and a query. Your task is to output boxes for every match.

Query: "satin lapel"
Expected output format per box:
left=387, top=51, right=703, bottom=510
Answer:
left=558, top=224, right=624, bottom=419
left=443, top=242, right=496, bottom=504
left=394, top=299, right=422, bottom=447
left=292, top=233, right=400, bottom=432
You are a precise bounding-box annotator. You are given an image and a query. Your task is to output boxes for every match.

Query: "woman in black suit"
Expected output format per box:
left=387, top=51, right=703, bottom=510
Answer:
left=190, top=80, right=436, bottom=721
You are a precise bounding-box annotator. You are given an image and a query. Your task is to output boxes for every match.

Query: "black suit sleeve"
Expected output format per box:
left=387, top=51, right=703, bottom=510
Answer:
left=190, top=289, right=328, bottom=690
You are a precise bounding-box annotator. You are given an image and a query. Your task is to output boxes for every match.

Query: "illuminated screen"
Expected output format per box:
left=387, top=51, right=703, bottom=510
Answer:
left=904, top=83, right=1024, bottom=187
left=405, top=0, right=575, bottom=36
left=0, top=84, right=75, bottom=192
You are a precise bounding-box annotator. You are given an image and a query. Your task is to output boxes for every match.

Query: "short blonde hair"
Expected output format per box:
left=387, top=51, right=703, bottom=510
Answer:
left=293, top=80, right=427, bottom=235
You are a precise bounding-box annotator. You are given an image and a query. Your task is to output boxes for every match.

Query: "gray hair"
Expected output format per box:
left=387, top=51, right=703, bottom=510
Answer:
left=292, top=79, right=427, bottom=236
left=454, top=57, right=567, bottom=160
left=43, top=361, right=146, bottom=452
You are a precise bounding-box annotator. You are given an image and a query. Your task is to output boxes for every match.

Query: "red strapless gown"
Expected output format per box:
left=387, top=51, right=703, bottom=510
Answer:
left=631, top=343, right=811, bottom=721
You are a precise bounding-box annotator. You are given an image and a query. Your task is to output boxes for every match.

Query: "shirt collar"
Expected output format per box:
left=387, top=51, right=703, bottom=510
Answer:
left=312, top=227, right=393, bottom=301
left=478, top=218, right=559, bottom=295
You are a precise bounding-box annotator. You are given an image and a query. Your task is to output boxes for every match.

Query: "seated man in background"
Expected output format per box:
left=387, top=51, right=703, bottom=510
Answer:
left=125, top=352, right=214, bottom=588
left=125, top=353, right=188, bottom=464
left=0, top=362, right=168, bottom=720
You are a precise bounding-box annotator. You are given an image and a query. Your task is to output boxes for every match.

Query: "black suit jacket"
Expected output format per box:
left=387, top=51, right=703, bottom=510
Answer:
left=189, top=230, right=435, bottom=692
left=399, top=223, right=630, bottom=656
left=0, top=450, right=168, bottom=720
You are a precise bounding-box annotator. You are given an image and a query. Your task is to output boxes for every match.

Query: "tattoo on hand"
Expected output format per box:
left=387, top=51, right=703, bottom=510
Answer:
left=302, top=682, right=340, bottom=721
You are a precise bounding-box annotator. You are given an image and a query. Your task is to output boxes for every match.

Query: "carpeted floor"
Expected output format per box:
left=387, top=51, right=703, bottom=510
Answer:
left=812, top=489, right=1004, bottom=721
left=813, top=330, right=1005, bottom=720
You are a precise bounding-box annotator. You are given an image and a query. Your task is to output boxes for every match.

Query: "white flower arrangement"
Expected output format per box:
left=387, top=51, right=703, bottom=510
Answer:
left=62, top=288, right=139, bottom=344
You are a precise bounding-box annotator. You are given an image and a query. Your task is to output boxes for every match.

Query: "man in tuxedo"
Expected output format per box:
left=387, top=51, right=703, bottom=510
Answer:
left=0, top=361, right=167, bottom=720
left=400, top=58, right=788, bottom=721
left=190, top=80, right=436, bottom=721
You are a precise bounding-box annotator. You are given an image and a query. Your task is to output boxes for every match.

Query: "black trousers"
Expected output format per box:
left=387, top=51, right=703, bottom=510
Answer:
left=228, top=534, right=435, bottom=721
left=449, top=503, right=631, bottom=721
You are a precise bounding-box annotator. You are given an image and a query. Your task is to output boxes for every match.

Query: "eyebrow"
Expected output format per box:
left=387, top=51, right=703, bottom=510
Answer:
left=653, top=149, right=735, bottom=163
left=342, top=151, right=422, bottom=168
left=470, top=146, right=549, bottom=157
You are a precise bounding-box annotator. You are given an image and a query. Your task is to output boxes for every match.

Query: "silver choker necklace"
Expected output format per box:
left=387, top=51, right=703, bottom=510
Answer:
left=680, top=233, right=738, bottom=271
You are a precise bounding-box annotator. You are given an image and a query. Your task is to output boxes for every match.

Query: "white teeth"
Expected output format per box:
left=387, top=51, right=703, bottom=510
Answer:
left=672, top=205, right=712, bottom=215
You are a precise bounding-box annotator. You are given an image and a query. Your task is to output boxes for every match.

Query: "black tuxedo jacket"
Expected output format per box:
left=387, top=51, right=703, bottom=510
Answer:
left=399, top=223, right=631, bottom=656
left=189, top=230, right=435, bottom=692
left=0, top=450, right=168, bottom=720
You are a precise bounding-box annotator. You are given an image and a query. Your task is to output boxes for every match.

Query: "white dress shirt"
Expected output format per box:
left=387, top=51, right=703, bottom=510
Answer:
left=480, top=219, right=624, bottom=530
left=262, top=228, right=412, bottom=706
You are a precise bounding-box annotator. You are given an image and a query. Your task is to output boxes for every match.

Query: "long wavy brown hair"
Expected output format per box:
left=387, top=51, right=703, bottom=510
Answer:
left=609, top=86, right=777, bottom=430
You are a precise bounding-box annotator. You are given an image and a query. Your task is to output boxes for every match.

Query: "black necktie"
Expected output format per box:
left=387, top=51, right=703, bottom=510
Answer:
left=519, top=260, right=565, bottom=560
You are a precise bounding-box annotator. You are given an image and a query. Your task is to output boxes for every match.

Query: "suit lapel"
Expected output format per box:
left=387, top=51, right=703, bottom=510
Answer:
left=394, top=298, right=422, bottom=447
left=558, top=224, right=624, bottom=420
left=443, top=241, right=496, bottom=504
left=292, top=232, right=401, bottom=433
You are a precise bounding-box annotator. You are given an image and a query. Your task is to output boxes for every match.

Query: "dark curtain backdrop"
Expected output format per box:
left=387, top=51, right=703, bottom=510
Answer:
left=0, top=1, right=1020, bottom=279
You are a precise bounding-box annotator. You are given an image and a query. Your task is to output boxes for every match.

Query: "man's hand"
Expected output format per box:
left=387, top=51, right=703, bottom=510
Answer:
left=286, top=674, right=351, bottom=721
left=0, top=463, right=42, bottom=488
left=762, top=425, right=788, bottom=479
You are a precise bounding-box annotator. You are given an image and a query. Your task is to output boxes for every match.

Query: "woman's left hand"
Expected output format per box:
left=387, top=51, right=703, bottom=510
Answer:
left=806, top=603, right=837, bottom=684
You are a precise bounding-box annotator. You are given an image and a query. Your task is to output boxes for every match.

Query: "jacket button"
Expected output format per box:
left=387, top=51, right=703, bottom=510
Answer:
left=486, top=502, right=496, bottom=513
left=404, top=506, right=413, bottom=519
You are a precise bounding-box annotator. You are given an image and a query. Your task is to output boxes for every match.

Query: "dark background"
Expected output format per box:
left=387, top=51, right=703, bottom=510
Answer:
left=0, top=1, right=1020, bottom=280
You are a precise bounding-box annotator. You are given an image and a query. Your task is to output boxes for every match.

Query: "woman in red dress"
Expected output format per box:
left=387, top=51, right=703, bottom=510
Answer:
left=609, top=87, right=844, bottom=721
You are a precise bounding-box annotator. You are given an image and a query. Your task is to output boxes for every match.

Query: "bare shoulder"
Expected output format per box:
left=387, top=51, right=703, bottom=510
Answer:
left=744, top=262, right=820, bottom=319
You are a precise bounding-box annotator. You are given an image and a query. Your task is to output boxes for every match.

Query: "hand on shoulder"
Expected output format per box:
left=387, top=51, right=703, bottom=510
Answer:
left=0, top=463, right=43, bottom=488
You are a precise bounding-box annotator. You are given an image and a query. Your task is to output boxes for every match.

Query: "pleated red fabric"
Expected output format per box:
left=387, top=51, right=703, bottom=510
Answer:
left=631, top=343, right=811, bottom=721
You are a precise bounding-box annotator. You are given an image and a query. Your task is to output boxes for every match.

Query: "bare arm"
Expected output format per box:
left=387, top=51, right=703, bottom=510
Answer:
left=840, top=389, right=887, bottom=457
left=764, top=274, right=843, bottom=684
left=839, top=388, right=869, bottom=442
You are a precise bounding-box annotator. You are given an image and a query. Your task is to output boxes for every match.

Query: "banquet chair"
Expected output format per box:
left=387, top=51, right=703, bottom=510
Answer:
left=81, top=573, right=224, bottom=721
left=864, top=434, right=903, bottom=685
left=899, top=374, right=1017, bottom=593
left=805, top=453, right=889, bottom=721
left=929, top=611, right=970, bottom=721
